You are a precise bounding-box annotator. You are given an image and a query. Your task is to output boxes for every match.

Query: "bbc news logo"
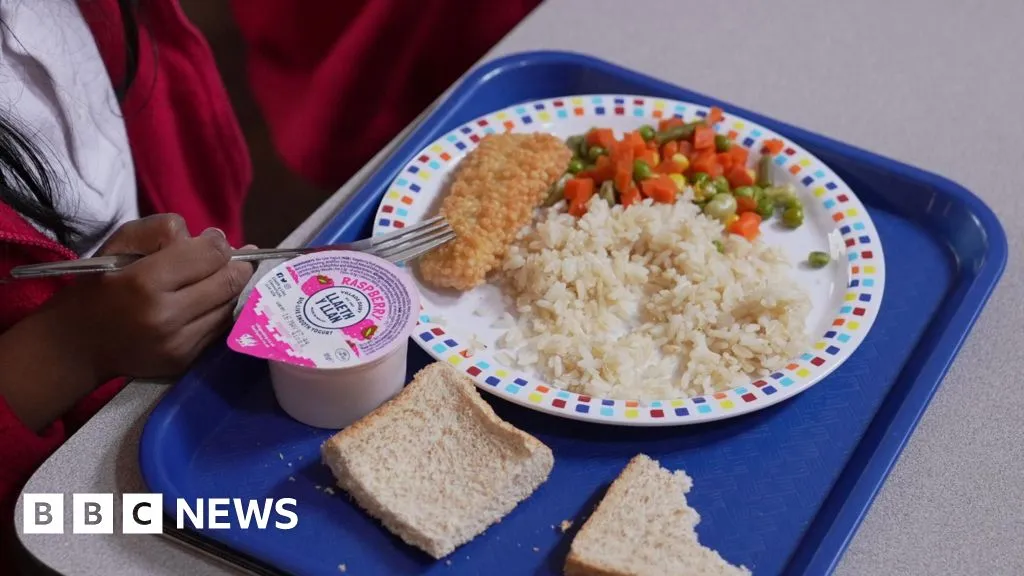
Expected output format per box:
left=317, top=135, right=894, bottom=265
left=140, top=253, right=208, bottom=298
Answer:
left=23, top=493, right=298, bottom=534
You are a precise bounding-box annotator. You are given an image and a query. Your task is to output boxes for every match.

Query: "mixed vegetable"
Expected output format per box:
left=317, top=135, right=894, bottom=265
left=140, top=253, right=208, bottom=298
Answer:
left=544, top=107, right=808, bottom=242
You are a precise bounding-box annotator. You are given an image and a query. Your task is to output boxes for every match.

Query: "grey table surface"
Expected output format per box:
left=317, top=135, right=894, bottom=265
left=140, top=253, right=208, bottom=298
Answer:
left=15, top=0, right=1024, bottom=574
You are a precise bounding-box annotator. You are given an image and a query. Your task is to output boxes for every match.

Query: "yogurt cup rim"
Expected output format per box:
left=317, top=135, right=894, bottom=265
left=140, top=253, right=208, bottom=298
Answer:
left=272, top=249, right=420, bottom=369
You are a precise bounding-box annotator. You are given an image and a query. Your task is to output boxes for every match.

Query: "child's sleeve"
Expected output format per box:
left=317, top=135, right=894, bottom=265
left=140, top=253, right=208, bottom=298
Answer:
left=0, top=397, right=67, bottom=511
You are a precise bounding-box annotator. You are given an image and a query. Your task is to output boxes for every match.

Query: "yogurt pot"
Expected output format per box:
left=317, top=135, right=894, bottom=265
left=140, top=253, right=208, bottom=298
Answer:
left=228, top=250, right=420, bottom=429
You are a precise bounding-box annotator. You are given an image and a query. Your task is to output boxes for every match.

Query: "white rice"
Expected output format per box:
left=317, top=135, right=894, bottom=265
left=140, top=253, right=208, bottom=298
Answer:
left=496, top=191, right=812, bottom=400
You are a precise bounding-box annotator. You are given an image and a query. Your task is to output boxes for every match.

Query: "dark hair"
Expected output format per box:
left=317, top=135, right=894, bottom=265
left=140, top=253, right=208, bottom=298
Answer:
left=0, top=0, right=141, bottom=252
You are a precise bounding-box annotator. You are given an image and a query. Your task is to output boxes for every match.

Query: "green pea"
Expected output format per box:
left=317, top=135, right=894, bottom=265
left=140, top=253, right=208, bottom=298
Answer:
left=756, top=156, right=774, bottom=188
left=567, top=158, right=585, bottom=174
left=703, top=193, right=738, bottom=222
left=782, top=205, right=804, bottom=228
left=713, top=239, right=725, bottom=253
left=733, top=186, right=756, bottom=200
left=691, top=172, right=711, bottom=187
left=712, top=175, right=731, bottom=195
left=587, top=146, right=607, bottom=162
left=808, top=251, right=830, bottom=268
left=638, top=125, right=656, bottom=141
left=599, top=180, right=616, bottom=206
left=756, top=196, right=776, bottom=219
left=565, top=135, right=585, bottom=156
left=633, top=159, right=653, bottom=181
left=715, top=134, right=731, bottom=152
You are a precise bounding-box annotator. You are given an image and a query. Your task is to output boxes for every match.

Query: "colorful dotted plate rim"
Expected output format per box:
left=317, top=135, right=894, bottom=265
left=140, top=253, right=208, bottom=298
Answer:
left=372, top=95, right=886, bottom=426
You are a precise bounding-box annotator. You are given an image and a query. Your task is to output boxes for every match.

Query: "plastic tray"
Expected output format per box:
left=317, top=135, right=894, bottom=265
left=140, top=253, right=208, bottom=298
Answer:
left=139, top=51, right=1007, bottom=576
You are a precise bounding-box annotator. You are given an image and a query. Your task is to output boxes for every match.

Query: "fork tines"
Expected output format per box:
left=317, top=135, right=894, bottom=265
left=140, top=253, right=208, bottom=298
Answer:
left=368, top=216, right=454, bottom=264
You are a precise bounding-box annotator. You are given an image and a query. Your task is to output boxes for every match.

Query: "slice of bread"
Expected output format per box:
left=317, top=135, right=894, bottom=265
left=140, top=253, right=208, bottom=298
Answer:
left=564, top=454, right=751, bottom=576
left=321, top=362, right=554, bottom=559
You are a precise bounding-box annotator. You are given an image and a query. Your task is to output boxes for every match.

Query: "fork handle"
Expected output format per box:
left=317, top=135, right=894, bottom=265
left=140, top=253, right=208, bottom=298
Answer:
left=7, top=248, right=320, bottom=280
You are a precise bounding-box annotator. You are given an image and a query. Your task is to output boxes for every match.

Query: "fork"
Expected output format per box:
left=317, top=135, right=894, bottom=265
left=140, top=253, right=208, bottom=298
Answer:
left=8, top=216, right=453, bottom=280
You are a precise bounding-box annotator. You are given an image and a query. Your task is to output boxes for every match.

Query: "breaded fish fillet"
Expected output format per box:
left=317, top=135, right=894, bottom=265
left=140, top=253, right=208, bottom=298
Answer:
left=419, top=133, right=571, bottom=291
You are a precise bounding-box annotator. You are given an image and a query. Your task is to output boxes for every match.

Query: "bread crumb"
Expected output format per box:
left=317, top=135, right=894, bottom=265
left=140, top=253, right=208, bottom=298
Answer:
left=337, top=564, right=346, bottom=573
left=559, top=519, right=573, bottom=532
left=324, top=487, right=336, bottom=496
left=315, top=485, right=322, bottom=491
left=287, top=462, right=293, bottom=467
left=288, top=476, right=295, bottom=482
left=445, top=560, right=452, bottom=566
left=278, top=453, right=284, bottom=460
left=532, top=547, right=539, bottom=552
left=298, top=455, right=303, bottom=460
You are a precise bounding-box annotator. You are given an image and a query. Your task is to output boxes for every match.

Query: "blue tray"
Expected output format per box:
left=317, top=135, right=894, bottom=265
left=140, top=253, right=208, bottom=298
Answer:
left=140, top=51, right=1007, bottom=576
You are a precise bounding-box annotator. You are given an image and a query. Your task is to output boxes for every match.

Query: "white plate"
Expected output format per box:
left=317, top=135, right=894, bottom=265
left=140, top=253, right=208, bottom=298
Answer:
left=372, top=95, right=885, bottom=426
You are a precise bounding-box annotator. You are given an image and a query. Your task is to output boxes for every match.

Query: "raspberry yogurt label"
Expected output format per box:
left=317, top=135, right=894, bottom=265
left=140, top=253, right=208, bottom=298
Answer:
left=229, top=250, right=419, bottom=369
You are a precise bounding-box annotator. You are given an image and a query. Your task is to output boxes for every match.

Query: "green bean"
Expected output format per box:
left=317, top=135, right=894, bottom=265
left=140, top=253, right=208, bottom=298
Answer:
left=782, top=205, right=804, bottom=228
left=715, top=134, right=731, bottom=152
left=765, top=186, right=799, bottom=208
left=756, top=156, right=774, bottom=188
left=565, top=135, right=585, bottom=157
left=756, top=195, right=776, bottom=219
left=638, top=125, right=656, bottom=141
left=654, top=123, right=697, bottom=145
left=713, top=239, right=725, bottom=254
left=704, top=193, right=738, bottom=222
left=733, top=186, right=756, bottom=200
left=712, top=175, right=731, bottom=196
left=808, top=251, right=830, bottom=268
left=587, top=146, right=607, bottom=162
left=633, top=159, right=653, bottom=181
left=543, top=174, right=570, bottom=207
left=599, top=180, right=616, bottom=206
left=567, top=158, right=585, bottom=174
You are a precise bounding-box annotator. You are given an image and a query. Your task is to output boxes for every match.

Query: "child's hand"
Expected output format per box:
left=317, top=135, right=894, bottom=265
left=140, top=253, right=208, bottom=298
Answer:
left=48, top=214, right=255, bottom=381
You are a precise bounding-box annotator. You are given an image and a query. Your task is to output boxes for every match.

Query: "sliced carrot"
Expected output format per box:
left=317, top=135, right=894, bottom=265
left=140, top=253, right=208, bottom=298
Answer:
left=717, top=152, right=734, bottom=171
left=762, top=138, right=785, bottom=155
left=646, top=139, right=659, bottom=151
left=736, top=195, right=758, bottom=213
left=725, top=145, right=749, bottom=167
left=637, top=149, right=658, bottom=167
left=640, top=175, right=677, bottom=204
left=587, top=155, right=614, bottom=183
left=614, top=158, right=633, bottom=193
left=725, top=164, right=756, bottom=188
left=708, top=106, right=725, bottom=125
left=586, top=128, right=617, bottom=151
left=693, top=125, right=715, bottom=150
left=728, top=211, right=762, bottom=240
left=609, top=140, right=635, bottom=165
left=678, top=140, right=694, bottom=159
left=656, top=156, right=686, bottom=174
left=661, top=141, right=679, bottom=159
left=689, top=151, right=719, bottom=176
left=564, top=177, right=594, bottom=203
left=565, top=178, right=595, bottom=217
left=622, top=131, right=647, bottom=155
left=658, top=117, right=685, bottom=131
left=620, top=184, right=642, bottom=207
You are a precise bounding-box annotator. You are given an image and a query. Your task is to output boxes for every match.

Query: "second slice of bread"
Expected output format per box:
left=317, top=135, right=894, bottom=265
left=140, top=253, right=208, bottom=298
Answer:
left=321, top=362, right=554, bottom=559
left=565, top=454, right=751, bottom=576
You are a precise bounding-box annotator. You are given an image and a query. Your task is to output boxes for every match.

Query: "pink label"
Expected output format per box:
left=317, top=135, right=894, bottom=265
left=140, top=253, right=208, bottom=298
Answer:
left=228, top=251, right=419, bottom=368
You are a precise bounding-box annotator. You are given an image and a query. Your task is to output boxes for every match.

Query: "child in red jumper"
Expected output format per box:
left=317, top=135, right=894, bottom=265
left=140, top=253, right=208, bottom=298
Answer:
left=0, top=0, right=254, bottom=560
left=0, top=0, right=539, bottom=567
